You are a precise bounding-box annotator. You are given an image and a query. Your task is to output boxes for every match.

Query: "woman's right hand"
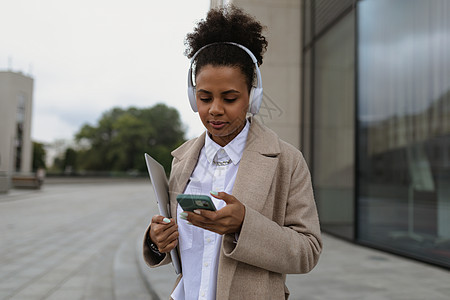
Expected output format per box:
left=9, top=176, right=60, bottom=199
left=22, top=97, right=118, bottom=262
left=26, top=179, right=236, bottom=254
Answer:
left=149, top=215, right=179, bottom=253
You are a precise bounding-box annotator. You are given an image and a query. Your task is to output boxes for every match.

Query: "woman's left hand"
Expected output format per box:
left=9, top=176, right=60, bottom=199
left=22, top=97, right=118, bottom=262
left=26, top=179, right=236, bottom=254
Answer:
left=185, top=191, right=245, bottom=235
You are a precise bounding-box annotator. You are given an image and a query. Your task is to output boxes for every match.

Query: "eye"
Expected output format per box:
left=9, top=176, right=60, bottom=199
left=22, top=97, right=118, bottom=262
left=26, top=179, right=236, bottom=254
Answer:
left=199, top=97, right=212, bottom=102
left=224, top=98, right=237, bottom=103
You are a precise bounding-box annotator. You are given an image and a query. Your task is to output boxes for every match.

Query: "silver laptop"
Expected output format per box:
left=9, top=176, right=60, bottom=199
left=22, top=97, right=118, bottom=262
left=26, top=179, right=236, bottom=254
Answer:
left=144, top=153, right=181, bottom=274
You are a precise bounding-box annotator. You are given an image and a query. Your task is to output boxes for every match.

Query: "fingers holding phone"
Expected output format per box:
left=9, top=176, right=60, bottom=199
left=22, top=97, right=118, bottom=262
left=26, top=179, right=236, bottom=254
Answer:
left=149, top=215, right=179, bottom=253
left=177, top=192, right=245, bottom=235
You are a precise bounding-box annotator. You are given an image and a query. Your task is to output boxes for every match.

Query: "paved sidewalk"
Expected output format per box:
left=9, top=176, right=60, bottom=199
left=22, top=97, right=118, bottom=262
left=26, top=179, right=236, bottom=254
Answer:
left=0, top=180, right=153, bottom=300
left=1, top=180, right=449, bottom=300
left=284, top=234, right=449, bottom=300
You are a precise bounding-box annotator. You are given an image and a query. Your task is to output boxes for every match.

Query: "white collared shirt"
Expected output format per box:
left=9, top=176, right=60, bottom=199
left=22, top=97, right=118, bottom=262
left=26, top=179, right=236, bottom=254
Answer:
left=171, top=120, right=250, bottom=300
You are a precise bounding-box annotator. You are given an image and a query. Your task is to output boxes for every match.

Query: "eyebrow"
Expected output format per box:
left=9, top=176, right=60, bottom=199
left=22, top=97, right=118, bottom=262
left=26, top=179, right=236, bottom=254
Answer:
left=197, top=89, right=241, bottom=95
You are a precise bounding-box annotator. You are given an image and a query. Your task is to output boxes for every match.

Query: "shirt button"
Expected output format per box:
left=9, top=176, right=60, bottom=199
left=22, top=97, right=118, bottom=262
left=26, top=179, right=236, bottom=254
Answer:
left=204, top=262, right=209, bottom=267
left=206, top=238, right=212, bottom=243
left=201, top=291, right=206, bottom=297
left=220, top=149, right=225, bottom=154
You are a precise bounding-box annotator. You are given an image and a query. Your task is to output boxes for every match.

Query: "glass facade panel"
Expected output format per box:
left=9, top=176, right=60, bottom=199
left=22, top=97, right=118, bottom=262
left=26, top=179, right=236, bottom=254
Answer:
left=301, top=49, right=312, bottom=164
left=358, top=0, right=450, bottom=267
left=313, top=13, right=355, bottom=239
left=302, top=0, right=312, bottom=48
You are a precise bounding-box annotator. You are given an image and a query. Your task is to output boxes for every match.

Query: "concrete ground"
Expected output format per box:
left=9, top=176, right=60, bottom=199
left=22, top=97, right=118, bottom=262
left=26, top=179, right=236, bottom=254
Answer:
left=0, top=179, right=448, bottom=300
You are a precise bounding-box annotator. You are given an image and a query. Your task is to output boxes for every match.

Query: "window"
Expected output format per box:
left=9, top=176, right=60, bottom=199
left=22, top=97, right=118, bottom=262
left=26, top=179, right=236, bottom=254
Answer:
left=357, top=0, right=450, bottom=267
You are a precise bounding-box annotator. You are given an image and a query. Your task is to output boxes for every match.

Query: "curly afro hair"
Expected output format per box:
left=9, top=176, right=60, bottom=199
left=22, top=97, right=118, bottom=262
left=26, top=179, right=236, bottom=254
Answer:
left=184, top=5, right=268, bottom=91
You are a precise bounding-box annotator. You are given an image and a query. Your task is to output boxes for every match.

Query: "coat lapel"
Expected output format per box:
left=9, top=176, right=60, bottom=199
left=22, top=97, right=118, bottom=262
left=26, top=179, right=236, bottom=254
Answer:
left=232, top=118, right=281, bottom=212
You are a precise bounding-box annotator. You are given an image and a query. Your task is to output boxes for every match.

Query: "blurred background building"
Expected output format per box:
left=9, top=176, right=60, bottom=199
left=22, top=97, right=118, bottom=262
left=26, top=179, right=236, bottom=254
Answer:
left=0, top=71, right=34, bottom=192
left=212, top=0, right=450, bottom=269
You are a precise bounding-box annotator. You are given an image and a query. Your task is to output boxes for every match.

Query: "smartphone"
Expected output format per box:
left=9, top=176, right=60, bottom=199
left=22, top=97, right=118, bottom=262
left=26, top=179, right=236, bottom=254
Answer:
left=176, top=194, right=217, bottom=212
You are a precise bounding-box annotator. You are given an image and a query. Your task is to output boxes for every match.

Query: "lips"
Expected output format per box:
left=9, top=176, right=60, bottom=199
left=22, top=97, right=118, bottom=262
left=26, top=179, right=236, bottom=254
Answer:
left=209, top=120, right=227, bottom=130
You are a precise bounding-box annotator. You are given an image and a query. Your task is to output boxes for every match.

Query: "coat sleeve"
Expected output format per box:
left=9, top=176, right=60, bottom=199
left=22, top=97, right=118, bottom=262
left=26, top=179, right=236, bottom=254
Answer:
left=222, top=153, right=322, bottom=274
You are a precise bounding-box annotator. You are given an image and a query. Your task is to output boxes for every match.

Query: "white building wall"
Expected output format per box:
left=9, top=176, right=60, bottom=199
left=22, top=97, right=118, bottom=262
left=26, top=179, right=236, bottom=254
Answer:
left=0, top=71, right=34, bottom=178
left=211, top=0, right=302, bottom=148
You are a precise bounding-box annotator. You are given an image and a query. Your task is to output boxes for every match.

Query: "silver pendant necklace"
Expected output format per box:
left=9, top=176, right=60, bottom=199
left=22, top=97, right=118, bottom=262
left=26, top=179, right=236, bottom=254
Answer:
left=213, top=159, right=232, bottom=166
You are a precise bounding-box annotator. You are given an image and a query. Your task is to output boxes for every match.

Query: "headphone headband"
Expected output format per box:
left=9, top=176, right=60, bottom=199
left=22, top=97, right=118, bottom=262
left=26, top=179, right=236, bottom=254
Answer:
left=187, top=42, right=263, bottom=115
left=190, top=42, right=259, bottom=64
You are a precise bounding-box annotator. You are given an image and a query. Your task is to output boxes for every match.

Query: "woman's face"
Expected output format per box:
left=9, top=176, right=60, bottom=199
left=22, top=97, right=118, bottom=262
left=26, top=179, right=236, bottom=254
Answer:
left=195, top=64, right=250, bottom=147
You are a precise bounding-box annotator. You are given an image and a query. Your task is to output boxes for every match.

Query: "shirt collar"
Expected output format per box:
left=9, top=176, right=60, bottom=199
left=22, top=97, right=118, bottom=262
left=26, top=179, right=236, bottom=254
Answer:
left=204, top=119, right=250, bottom=165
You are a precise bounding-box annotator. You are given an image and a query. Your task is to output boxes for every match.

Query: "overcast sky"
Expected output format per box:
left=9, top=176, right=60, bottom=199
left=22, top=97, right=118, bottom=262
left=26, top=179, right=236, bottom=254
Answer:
left=1, top=0, right=210, bottom=144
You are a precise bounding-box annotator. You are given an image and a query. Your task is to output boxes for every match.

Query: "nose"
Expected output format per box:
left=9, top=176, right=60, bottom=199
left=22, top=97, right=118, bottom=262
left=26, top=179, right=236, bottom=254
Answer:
left=209, top=98, right=224, bottom=116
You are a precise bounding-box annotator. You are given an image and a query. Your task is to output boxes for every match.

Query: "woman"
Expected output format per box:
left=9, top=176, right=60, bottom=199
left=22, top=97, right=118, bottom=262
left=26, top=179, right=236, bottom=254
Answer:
left=143, top=6, right=322, bottom=300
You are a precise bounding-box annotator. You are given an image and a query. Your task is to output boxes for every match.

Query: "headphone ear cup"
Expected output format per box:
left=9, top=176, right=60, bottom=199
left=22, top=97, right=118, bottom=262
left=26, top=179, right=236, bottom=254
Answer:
left=187, top=67, right=198, bottom=112
left=248, top=87, right=255, bottom=113
left=188, top=86, right=198, bottom=112
left=249, top=87, right=263, bottom=115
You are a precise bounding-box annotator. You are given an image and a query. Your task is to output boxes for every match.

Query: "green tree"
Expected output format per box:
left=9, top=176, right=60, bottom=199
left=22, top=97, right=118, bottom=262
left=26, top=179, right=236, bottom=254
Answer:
left=32, top=142, right=46, bottom=171
left=75, top=104, right=185, bottom=174
left=63, top=148, right=78, bottom=173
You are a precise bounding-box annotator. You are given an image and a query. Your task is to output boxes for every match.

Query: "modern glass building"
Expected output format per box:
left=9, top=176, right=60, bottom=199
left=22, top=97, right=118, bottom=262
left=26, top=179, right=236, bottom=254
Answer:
left=302, top=0, right=450, bottom=268
left=212, top=0, right=449, bottom=269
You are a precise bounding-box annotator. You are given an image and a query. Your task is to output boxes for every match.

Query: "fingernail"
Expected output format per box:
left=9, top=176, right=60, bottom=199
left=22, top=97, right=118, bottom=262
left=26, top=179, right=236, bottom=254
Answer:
left=162, top=218, right=171, bottom=223
left=193, top=209, right=201, bottom=215
left=187, top=222, right=193, bottom=225
left=179, top=212, right=188, bottom=220
left=210, top=191, right=219, bottom=196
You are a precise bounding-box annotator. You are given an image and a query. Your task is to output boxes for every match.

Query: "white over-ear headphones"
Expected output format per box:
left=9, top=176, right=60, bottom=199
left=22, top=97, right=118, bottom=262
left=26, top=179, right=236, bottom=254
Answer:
left=187, top=42, right=263, bottom=115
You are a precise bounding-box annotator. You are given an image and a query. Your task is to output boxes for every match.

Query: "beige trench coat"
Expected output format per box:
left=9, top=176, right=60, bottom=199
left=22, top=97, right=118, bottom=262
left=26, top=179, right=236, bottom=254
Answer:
left=143, top=118, right=322, bottom=299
